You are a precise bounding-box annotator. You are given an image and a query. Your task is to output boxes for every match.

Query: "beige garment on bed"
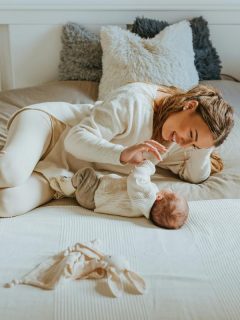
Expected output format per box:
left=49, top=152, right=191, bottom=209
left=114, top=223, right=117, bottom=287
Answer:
left=5, top=240, right=146, bottom=298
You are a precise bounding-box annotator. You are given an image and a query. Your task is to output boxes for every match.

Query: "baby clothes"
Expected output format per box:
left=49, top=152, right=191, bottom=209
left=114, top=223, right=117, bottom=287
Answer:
left=94, top=160, right=159, bottom=218
left=52, top=159, right=159, bottom=219
left=72, top=167, right=101, bottom=210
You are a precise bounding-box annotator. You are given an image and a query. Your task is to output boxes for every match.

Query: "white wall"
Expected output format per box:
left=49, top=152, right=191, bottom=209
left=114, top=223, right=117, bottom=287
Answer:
left=0, top=0, right=239, bottom=5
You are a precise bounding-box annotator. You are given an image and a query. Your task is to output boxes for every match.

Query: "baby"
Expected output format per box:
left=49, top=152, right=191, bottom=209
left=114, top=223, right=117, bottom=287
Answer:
left=66, top=160, right=189, bottom=229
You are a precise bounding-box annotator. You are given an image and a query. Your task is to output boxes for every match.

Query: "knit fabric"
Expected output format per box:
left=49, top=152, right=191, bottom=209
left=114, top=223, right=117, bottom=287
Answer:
left=72, top=167, right=101, bottom=209
left=94, top=160, right=159, bottom=219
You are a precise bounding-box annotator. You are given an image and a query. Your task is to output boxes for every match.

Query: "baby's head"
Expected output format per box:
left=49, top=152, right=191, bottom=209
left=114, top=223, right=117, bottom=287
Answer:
left=149, top=190, right=189, bottom=229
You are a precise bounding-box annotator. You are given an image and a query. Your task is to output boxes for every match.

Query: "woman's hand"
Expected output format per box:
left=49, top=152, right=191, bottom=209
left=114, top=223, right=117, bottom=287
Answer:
left=120, top=140, right=167, bottom=165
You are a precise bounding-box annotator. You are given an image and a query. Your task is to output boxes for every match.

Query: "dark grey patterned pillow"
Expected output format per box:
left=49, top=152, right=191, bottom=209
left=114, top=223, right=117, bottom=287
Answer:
left=59, top=23, right=102, bottom=82
left=131, top=16, right=222, bottom=80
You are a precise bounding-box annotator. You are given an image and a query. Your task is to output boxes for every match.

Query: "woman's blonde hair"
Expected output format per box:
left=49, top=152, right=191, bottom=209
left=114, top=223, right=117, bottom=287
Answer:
left=152, top=84, right=234, bottom=148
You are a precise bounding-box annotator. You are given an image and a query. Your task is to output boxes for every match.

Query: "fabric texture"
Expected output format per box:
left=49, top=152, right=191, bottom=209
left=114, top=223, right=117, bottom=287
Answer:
left=0, top=109, right=52, bottom=188
left=5, top=240, right=146, bottom=298
left=131, top=16, right=222, bottom=81
left=1, top=200, right=240, bottom=318
left=95, top=160, right=159, bottom=219
left=0, top=80, right=98, bottom=150
left=56, top=160, right=159, bottom=219
left=98, top=21, right=199, bottom=100
left=58, top=17, right=221, bottom=84
left=72, top=167, right=101, bottom=210
left=59, top=23, right=102, bottom=82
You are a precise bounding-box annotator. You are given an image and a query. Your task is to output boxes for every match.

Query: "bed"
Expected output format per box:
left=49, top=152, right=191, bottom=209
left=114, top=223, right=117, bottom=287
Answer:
left=0, top=4, right=240, bottom=320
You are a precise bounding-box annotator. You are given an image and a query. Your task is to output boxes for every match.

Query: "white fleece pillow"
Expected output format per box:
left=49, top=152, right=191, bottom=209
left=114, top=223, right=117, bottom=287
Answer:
left=98, top=20, right=199, bottom=100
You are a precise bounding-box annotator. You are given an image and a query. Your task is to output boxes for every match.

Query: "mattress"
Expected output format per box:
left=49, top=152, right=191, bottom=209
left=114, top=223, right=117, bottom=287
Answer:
left=0, top=199, right=240, bottom=320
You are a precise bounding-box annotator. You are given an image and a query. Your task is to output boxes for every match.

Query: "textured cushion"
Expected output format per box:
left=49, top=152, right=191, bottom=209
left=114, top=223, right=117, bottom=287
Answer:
left=98, top=21, right=199, bottom=100
left=59, top=23, right=102, bottom=82
left=0, top=81, right=98, bottom=149
left=131, top=16, right=222, bottom=81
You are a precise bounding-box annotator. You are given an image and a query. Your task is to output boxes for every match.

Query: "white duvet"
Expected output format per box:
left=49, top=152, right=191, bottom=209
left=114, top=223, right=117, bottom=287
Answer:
left=0, top=199, right=240, bottom=320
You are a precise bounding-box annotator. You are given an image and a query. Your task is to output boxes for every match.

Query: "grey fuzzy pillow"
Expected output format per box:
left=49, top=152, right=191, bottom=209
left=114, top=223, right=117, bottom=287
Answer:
left=131, top=16, right=222, bottom=80
left=59, top=23, right=102, bottom=82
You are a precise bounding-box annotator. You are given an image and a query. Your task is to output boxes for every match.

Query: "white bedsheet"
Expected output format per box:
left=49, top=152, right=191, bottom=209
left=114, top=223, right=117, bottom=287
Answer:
left=0, top=199, right=240, bottom=320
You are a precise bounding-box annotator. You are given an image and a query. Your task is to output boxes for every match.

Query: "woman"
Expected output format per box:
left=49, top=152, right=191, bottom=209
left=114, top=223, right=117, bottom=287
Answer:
left=0, top=82, right=234, bottom=217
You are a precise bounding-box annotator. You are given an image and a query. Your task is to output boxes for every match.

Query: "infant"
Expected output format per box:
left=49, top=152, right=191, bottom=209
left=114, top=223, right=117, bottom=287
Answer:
left=68, top=160, right=189, bottom=229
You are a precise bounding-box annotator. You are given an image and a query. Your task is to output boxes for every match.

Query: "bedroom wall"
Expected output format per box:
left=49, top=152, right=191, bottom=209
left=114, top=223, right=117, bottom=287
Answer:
left=0, top=0, right=239, bottom=5
left=0, top=2, right=240, bottom=90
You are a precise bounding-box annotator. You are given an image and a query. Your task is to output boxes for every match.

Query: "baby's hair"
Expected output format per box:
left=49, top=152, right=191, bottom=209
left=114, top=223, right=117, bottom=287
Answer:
left=149, top=193, right=189, bottom=229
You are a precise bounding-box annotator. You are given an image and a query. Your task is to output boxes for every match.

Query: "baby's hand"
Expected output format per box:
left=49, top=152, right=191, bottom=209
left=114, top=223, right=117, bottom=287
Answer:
left=120, top=140, right=166, bottom=165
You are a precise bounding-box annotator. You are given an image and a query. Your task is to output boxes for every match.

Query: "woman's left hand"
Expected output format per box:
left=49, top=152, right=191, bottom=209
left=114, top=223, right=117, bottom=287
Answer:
left=120, top=140, right=167, bottom=165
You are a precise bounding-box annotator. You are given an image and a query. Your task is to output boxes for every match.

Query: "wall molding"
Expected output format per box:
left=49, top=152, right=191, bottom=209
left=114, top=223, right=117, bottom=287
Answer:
left=0, top=5, right=240, bottom=25
left=0, top=5, right=240, bottom=11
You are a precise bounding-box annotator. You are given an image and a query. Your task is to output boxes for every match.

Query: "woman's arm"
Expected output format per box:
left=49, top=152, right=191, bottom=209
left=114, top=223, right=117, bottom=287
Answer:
left=64, top=93, right=166, bottom=165
left=159, top=145, right=213, bottom=183
left=178, top=147, right=213, bottom=183
left=64, top=97, right=128, bottom=165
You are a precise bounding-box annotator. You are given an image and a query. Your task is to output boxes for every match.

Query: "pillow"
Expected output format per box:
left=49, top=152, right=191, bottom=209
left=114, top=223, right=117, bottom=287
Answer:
left=131, top=16, right=222, bottom=81
left=98, top=20, right=199, bottom=100
left=0, top=80, right=98, bottom=149
left=59, top=23, right=102, bottom=82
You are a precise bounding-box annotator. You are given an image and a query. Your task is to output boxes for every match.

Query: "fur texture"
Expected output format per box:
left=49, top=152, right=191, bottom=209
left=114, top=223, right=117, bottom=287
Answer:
left=58, top=23, right=102, bottom=81
left=98, top=21, right=199, bottom=100
left=131, top=16, right=222, bottom=80
left=58, top=17, right=221, bottom=83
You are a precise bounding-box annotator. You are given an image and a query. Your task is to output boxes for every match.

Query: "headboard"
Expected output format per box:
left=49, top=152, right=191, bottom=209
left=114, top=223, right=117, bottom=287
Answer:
left=0, top=4, right=240, bottom=90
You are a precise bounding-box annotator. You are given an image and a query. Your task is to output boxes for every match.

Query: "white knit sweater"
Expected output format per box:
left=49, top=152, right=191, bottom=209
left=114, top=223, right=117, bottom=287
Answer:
left=94, top=160, right=159, bottom=218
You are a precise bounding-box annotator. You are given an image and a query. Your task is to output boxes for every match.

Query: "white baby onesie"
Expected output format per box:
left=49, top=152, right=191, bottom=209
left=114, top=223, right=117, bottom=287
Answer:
left=94, top=160, right=159, bottom=219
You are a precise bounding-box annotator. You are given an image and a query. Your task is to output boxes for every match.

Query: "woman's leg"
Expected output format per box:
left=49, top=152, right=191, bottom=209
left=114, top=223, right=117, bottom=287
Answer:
left=0, top=110, right=52, bottom=188
left=0, top=172, right=55, bottom=217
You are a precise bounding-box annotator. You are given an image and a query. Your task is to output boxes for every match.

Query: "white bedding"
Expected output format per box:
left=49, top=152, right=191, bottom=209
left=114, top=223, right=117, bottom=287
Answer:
left=0, top=199, right=240, bottom=320
left=0, top=80, right=240, bottom=319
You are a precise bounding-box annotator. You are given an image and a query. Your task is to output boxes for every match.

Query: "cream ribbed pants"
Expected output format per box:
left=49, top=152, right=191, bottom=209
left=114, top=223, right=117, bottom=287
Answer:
left=0, top=110, right=55, bottom=217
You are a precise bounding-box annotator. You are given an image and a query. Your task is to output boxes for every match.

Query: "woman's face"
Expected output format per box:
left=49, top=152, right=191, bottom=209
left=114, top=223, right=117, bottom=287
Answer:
left=161, top=100, right=214, bottom=149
